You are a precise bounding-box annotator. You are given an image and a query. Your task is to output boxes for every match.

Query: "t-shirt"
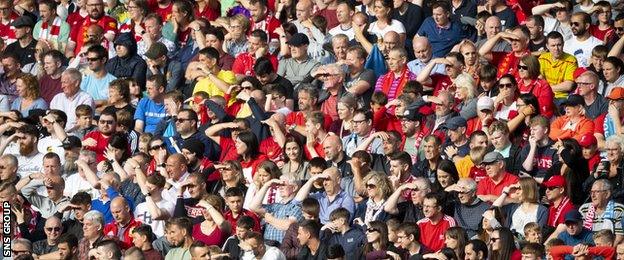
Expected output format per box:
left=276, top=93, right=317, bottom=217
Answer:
left=37, top=136, right=65, bottom=163
left=192, top=70, right=237, bottom=97
left=134, top=199, right=175, bottom=237
left=563, top=36, right=603, bottom=68
left=5, top=39, right=37, bottom=66
left=83, top=131, right=111, bottom=162
left=80, top=73, right=117, bottom=101
left=538, top=52, right=577, bottom=99
left=367, top=19, right=406, bottom=40
left=417, top=215, right=456, bottom=251
left=39, top=75, right=62, bottom=104
left=165, top=247, right=191, bottom=260
left=134, top=98, right=166, bottom=133
left=476, top=173, right=519, bottom=196
left=3, top=142, right=44, bottom=178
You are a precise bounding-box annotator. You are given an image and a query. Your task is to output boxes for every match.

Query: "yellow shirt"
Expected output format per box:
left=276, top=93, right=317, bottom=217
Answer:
left=538, top=52, right=577, bottom=99
left=456, top=155, right=474, bottom=179
left=192, top=70, right=237, bottom=97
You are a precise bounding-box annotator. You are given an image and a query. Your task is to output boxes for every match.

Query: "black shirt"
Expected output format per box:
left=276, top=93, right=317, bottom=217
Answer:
left=5, top=39, right=37, bottom=66
left=297, top=242, right=329, bottom=260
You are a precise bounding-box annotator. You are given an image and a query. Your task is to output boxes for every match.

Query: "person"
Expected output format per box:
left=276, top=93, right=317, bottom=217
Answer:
left=519, top=115, right=559, bottom=182
left=489, top=227, right=521, bottom=260
left=39, top=50, right=65, bottom=104
left=465, top=239, right=488, bottom=260
left=103, top=197, right=142, bottom=249
left=32, top=216, right=63, bottom=255
left=6, top=16, right=37, bottom=67
left=81, top=110, right=118, bottom=162
left=563, top=12, right=603, bottom=68
left=278, top=33, right=319, bottom=89
left=222, top=216, right=256, bottom=259
left=192, top=195, right=230, bottom=246
left=296, top=220, right=327, bottom=259
left=164, top=217, right=194, bottom=260
left=240, top=231, right=286, bottom=260
left=80, top=45, right=117, bottom=112
left=105, top=32, right=147, bottom=88
left=50, top=69, right=95, bottom=131
left=134, top=75, right=166, bottom=134
left=145, top=42, right=183, bottom=92
left=131, top=225, right=164, bottom=260
left=552, top=210, right=594, bottom=246
left=417, top=192, right=456, bottom=251
left=77, top=210, right=106, bottom=260
left=479, top=26, right=530, bottom=79
left=449, top=178, right=490, bottom=238
left=416, top=1, right=464, bottom=57
left=374, top=48, right=415, bottom=103
left=33, top=0, right=70, bottom=52
left=538, top=31, right=577, bottom=102
left=543, top=175, right=575, bottom=228
left=579, top=179, right=624, bottom=243
left=0, top=124, right=45, bottom=177
left=492, top=177, right=548, bottom=234
left=232, top=30, right=278, bottom=79
left=476, top=151, right=519, bottom=203
left=11, top=73, right=48, bottom=116
left=549, top=94, right=594, bottom=142
left=189, top=47, right=236, bottom=98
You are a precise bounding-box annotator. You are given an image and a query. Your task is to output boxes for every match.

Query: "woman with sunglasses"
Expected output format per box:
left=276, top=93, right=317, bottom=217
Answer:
left=145, top=138, right=168, bottom=176
left=556, top=138, right=589, bottom=206
left=506, top=93, right=540, bottom=146
left=359, top=172, right=393, bottom=225
left=492, top=177, right=548, bottom=235
left=516, top=55, right=555, bottom=118
left=489, top=227, right=521, bottom=260
left=363, top=221, right=401, bottom=259
left=210, top=160, right=247, bottom=197
left=476, top=208, right=505, bottom=242
left=493, top=74, right=519, bottom=120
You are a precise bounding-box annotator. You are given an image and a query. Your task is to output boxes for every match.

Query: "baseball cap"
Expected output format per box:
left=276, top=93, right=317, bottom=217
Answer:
left=286, top=33, right=310, bottom=46
left=481, top=151, right=504, bottom=164
left=11, top=16, right=35, bottom=28
left=561, top=94, right=585, bottom=107
left=477, top=96, right=494, bottom=111
left=60, top=136, right=83, bottom=150
left=400, top=108, right=422, bottom=122
left=573, top=67, right=589, bottom=79
left=564, top=210, right=583, bottom=224
left=578, top=133, right=597, bottom=148
left=608, top=87, right=624, bottom=100
left=446, top=116, right=467, bottom=130
left=144, top=42, right=168, bottom=60
left=543, top=175, right=566, bottom=188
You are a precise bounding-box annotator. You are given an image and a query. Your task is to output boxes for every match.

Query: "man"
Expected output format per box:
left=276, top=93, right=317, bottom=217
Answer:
left=316, top=63, right=347, bottom=121
left=254, top=57, right=295, bottom=107
left=358, top=130, right=403, bottom=175
left=442, top=116, right=469, bottom=159
left=145, top=42, right=183, bottom=92
left=5, top=16, right=36, bottom=66
left=397, top=222, right=427, bottom=258
left=232, top=30, right=278, bottom=79
left=324, top=207, right=365, bottom=259
left=161, top=154, right=191, bottom=202
left=343, top=109, right=383, bottom=156
left=595, top=86, right=624, bottom=148
left=133, top=169, right=175, bottom=238
left=577, top=70, right=608, bottom=120
left=488, top=121, right=522, bottom=173
left=50, top=69, right=95, bottom=131
left=0, top=52, right=22, bottom=102
left=553, top=210, right=594, bottom=246
left=241, top=231, right=286, bottom=260
left=103, top=197, right=141, bottom=250
left=249, top=176, right=303, bottom=244
left=33, top=216, right=64, bottom=255
left=479, top=26, right=531, bottom=78
left=57, top=234, right=79, bottom=260
left=0, top=0, right=19, bottom=45
left=82, top=110, right=117, bottom=162
left=137, top=14, right=176, bottom=59
left=579, top=179, right=624, bottom=244
left=417, top=192, right=456, bottom=251
left=392, top=0, right=423, bottom=49
left=539, top=31, right=577, bottom=102
left=198, top=27, right=234, bottom=71
left=286, top=85, right=330, bottom=133
left=296, top=167, right=355, bottom=224
left=172, top=172, right=208, bottom=224
left=80, top=45, right=117, bottom=111
left=297, top=220, right=327, bottom=259
left=38, top=110, right=69, bottom=163
left=303, top=111, right=330, bottom=159
left=520, top=115, right=559, bottom=182
left=165, top=109, right=218, bottom=160
left=526, top=15, right=546, bottom=52
left=131, top=225, right=164, bottom=260
left=550, top=94, right=595, bottom=141
left=164, top=217, right=194, bottom=260
left=106, top=32, right=147, bottom=88
left=223, top=216, right=256, bottom=259
left=564, top=12, right=603, bottom=68
left=345, top=46, right=375, bottom=107
left=475, top=16, right=511, bottom=52
left=321, top=34, right=349, bottom=65
left=316, top=0, right=339, bottom=29
left=375, top=48, right=416, bottom=103
left=77, top=210, right=106, bottom=260
left=543, top=175, right=575, bottom=227
left=278, top=33, right=319, bottom=89
left=0, top=124, right=44, bottom=177
left=190, top=47, right=236, bottom=97
left=323, top=135, right=353, bottom=192
left=67, top=0, right=117, bottom=58
left=92, top=239, right=122, bottom=260
left=288, top=0, right=325, bottom=60
left=407, top=37, right=446, bottom=76
left=329, top=1, right=355, bottom=40
left=248, top=0, right=281, bottom=41
left=18, top=170, right=69, bottom=218
left=416, top=1, right=465, bottom=58
left=0, top=154, right=17, bottom=185
left=449, top=178, right=489, bottom=238
left=134, top=75, right=166, bottom=134
left=223, top=187, right=261, bottom=232
left=40, top=50, right=65, bottom=104
left=33, top=0, right=70, bottom=51
left=413, top=135, right=443, bottom=183
left=386, top=151, right=419, bottom=193
left=476, top=151, right=519, bottom=203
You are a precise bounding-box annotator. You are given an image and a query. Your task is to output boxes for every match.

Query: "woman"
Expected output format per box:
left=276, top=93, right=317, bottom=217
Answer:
left=236, top=131, right=269, bottom=184
left=280, top=136, right=308, bottom=182
left=583, top=135, right=623, bottom=202
left=436, top=159, right=459, bottom=191
left=360, top=172, right=393, bottom=225
left=103, top=79, right=135, bottom=116
left=363, top=221, right=400, bottom=258
left=445, top=227, right=469, bottom=260
left=194, top=0, right=220, bottom=21
left=493, top=177, right=548, bottom=235
left=145, top=138, right=168, bottom=175
left=223, top=14, right=250, bottom=57
left=493, top=74, right=519, bottom=121
left=119, top=0, right=148, bottom=41
left=367, top=0, right=405, bottom=43
left=211, top=160, right=248, bottom=197
left=226, top=76, right=263, bottom=117
left=193, top=194, right=231, bottom=246
left=274, top=0, right=296, bottom=23
left=11, top=74, right=47, bottom=116
left=476, top=207, right=504, bottom=242
left=489, top=227, right=521, bottom=260
left=127, top=78, right=142, bottom=107
left=454, top=73, right=478, bottom=120
left=243, top=160, right=282, bottom=209
left=602, top=56, right=624, bottom=96
left=163, top=0, right=195, bottom=48
left=508, top=93, right=540, bottom=146
left=329, top=95, right=357, bottom=138
left=101, top=133, right=131, bottom=172
left=516, top=55, right=555, bottom=118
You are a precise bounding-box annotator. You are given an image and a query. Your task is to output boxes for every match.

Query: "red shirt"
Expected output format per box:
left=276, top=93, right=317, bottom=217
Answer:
left=588, top=153, right=601, bottom=172
left=0, top=12, right=19, bottom=44
left=476, top=172, right=519, bottom=197
left=372, top=106, right=402, bottom=133
left=83, top=131, right=111, bottom=163
left=148, top=0, right=173, bottom=21
left=219, top=137, right=240, bottom=162
left=224, top=209, right=261, bottom=232
left=417, top=215, right=456, bottom=251
left=103, top=218, right=142, bottom=250
left=194, top=4, right=221, bottom=21
left=259, top=137, right=284, bottom=166
left=518, top=78, right=554, bottom=118
left=192, top=223, right=228, bottom=246
left=240, top=154, right=269, bottom=177
left=547, top=197, right=575, bottom=227
left=321, top=93, right=339, bottom=121
left=590, top=24, right=615, bottom=42
left=249, top=14, right=281, bottom=41
left=430, top=74, right=454, bottom=96
left=232, top=52, right=278, bottom=76
left=71, top=15, right=118, bottom=55
left=315, top=8, right=339, bottom=29
left=285, top=111, right=332, bottom=130
left=492, top=50, right=530, bottom=79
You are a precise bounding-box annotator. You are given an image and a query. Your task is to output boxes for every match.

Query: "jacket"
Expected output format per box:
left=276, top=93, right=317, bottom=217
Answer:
left=106, top=32, right=147, bottom=87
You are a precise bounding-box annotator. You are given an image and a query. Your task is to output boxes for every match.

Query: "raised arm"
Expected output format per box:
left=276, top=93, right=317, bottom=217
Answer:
left=384, top=182, right=416, bottom=214
left=75, top=159, right=101, bottom=189
left=531, top=2, right=565, bottom=15
left=205, top=121, right=239, bottom=143
left=249, top=179, right=282, bottom=214
left=295, top=174, right=327, bottom=201
left=356, top=131, right=386, bottom=152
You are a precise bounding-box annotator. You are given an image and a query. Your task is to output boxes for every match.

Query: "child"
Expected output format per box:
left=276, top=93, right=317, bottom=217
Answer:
left=70, top=104, right=96, bottom=139
left=264, top=84, right=291, bottom=115
left=116, top=109, right=140, bottom=153
left=137, top=133, right=153, bottom=155
left=222, top=216, right=256, bottom=259
left=521, top=243, right=544, bottom=260
left=523, top=222, right=543, bottom=244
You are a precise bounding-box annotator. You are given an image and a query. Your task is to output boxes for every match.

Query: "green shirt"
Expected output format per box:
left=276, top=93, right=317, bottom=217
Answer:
left=165, top=247, right=191, bottom=260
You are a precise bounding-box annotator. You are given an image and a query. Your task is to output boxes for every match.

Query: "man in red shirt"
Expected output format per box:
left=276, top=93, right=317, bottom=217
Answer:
left=543, top=175, right=575, bottom=228
left=82, top=110, right=117, bottom=162
left=286, top=85, right=331, bottom=135
left=231, top=30, right=278, bottom=79
left=417, top=192, right=456, bottom=252
left=476, top=151, right=519, bottom=203
left=148, top=0, right=173, bottom=21
left=248, top=0, right=281, bottom=40
left=0, top=0, right=19, bottom=45
left=103, top=197, right=142, bottom=250
left=479, top=26, right=531, bottom=79
left=223, top=187, right=261, bottom=232
left=68, top=0, right=117, bottom=58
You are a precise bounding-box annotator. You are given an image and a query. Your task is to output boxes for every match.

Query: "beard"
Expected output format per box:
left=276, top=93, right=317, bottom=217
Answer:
left=64, top=154, right=79, bottom=174
left=19, top=142, right=35, bottom=156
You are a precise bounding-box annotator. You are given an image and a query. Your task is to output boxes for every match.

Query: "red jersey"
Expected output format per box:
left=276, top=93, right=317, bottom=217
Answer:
left=417, top=215, right=456, bottom=251
left=148, top=0, right=173, bottom=21
left=232, top=52, right=278, bottom=76
left=259, top=137, right=284, bottom=166
left=119, top=20, right=144, bottom=42
left=590, top=24, right=615, bottom=42
left=219, top=137, right=239, bottom=162
left=588, top=153, right=600, bottom=172
left=285, top=111, right=332, bottom=129
left=430, top=74, right=454, bottom=96
left=476, top=172, right=519, bottom=197
left=224, top=209, right=261, bottom=232
left=194, top=4, right=221, bottom=21
left=518, top=78, right=555, bottom=118
left=372, top=106, right=402, bottom=133
left=71, top=15, right=118, bottom=55
left=547, top=197, right=575, bottom=227
left=103, top=218, right=142, bottom=250
left=492, top=50, right=530, bottom=79
left=83, top=131, right=111, bottom=163
left=249, top=14, right=281, bottom=41
left=0, top=12, right=19, bottom=44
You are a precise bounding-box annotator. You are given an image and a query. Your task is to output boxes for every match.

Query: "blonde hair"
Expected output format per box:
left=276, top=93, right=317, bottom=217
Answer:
left=362, top=171, right=394, bottom=199
left=519, top=177, right=539, bottom=203
left=454, top=73, right=476, bottom=99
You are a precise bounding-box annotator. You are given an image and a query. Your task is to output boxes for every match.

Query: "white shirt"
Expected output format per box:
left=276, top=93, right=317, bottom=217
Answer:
left=563, top=35, right=603, bottom=68
left=329, top=25, right=355, bottom=40
left=134, top=198, right=175, bottom=237
left=64, top=172, right=100, bottom=199
left=4, top=142, right=44, bottom=178
left=241, top=245, right=286, bottom=260
left=37, top=136, right=65, bottom=164
left=367, top=19, right=406, bottom=39
left=50, top=91, right=95, bottom=130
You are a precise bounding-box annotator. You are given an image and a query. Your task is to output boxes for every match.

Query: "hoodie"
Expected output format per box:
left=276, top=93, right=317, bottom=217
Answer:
left=106, top=32, right=147, bottom=88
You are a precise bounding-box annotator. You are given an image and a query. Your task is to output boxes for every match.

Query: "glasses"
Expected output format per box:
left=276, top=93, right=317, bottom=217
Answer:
left=367, top=228, right=379, bottom=233
left=498, top=83, right=514, bottom=88
left=0, top=7, right=11, bottom=11
left=576, top=82, right=593, bottom=86
left=458, top=190, right=473, bottom=194
left=490, top=237, right=500, bottom=242
left=616, top=27, right=624, bottom=32
left=45, top=227, right=61, bottom=232
left=571, top=22, right=581, bottom=27
left=352, top=119, right=367, bottom=125
left=12, top=250, right=28, bottom=255
left=176, top=118, right=193, bottom=123
left=150, top=144, right=166, bottom=150
left=590, top=190, right=608, bottom=194
left=517, top=64, right=528, bottom=71
left=99, top=119, right=114, bottom=125
left=366, top=183, right=376, bottom=189
left=87, top=57, right=102, bottom=62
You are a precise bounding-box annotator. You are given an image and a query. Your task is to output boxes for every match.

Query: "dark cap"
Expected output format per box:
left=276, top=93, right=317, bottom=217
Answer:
left=11, top=16, right=35, bottom=28
left=400, top=108, right=422, bottom=122
left=561, top=94, right=585, bottom=107
left=446, top=116, right=467, bottom=130
left=61, top=136, right=82, bottom=150
left=286, top=33, right=310, bottom=46
left=144, top=42, right=168, bottom=60
left=564, top=210, right=583, bottom=224
left=481, top=151, right=504, bottom=164
left=182, top=141, right=205, bottom=158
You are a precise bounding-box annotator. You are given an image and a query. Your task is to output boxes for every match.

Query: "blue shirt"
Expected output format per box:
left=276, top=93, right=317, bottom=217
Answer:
left=11, top=97, right=47, bottom=117
left=417, top=18, right=465, bottom=58
left=134, top=98, right=166, bottom=133
left=407, top=59, right=446, bottom=76
left=557, top=228, right=594, bottom=246
left=80, top=73, right=117, bottom=101
left=310, top=190, right=356, bottom=224
left=91, top=187, right=135, bottom=223
left=326, top=227, right=365, bottom=260
left=262, top=200, right=303, bottom=242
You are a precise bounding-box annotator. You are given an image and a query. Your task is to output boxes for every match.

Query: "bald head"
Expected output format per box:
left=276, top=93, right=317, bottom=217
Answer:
left=323, top=135, right=344, bottom=162
left=324, top=134, right=342, bottom=146
left=111, top=197, right=128, bottom=208
left=45, top=216, right=61, bottom=227
left=384, top=31, right=400, bottom=42
left=485, top=16, right=501, bottom=36
left=110, top=197, right=130, bottom=224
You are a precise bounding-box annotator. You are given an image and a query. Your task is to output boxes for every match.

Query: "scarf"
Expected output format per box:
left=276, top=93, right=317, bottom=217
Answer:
left=550, top=196, right=571, bottom=227
left=584, top=200, right=615, bottom=230
left=194, top=96, right=209, bottom=125
left=380, top=67, right=410, bottom=100
left=39, top=16, right=62, bottom=41
left=604, top=114, right=616, bottom=139
left=365, top=198, right=386, bottom=225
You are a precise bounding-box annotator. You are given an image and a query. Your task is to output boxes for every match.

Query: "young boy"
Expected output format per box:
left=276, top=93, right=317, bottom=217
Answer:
left=523, top=222, right=543, bottom=244
left=521, top=243, right=545, bottom=260
left=265, top=84, right=291, bottom=115
left=222, top=216, right=255, bottom=259
left=70, top=104, right=96, bottom=139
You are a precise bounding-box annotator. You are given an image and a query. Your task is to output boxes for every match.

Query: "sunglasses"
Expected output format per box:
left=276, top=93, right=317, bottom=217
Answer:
left=367, top=228, right=379, bottom=233
left=366, top=183, right=376, bottom=189
left=570, top=22, right=581, bottom=27
left=45, top=227, right=61, bottom=232
left=87, top=57, right=102, bottom=62
left=150, top=144, right=166, bottom=150
left=99, top=119, right=114, bottom=125
left=517, top=65, right=529, bottom=71
left=616, top=27, right=624, bottom=32
left=176, top=118, right=193, bottom=123
left=490, top=237, right=500, bottom=242
left=498, top=83, right=514, bottom=88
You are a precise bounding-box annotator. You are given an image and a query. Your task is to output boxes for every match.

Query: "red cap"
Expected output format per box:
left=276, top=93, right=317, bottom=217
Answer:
left=573, top=67, right=589, bottom=79
left=578, top=133, right=597, bottom=148
left=608, top=87, right=624, bottom=100
left=543, top=175, right=566, bottom=188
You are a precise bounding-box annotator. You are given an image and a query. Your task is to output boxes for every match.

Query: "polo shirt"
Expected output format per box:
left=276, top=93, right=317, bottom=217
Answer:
left=309, top=190, right=356, bottom=224
left=557, top=228, right=594, bottom=246
left=416, top=17, right=465, bottom=58
left=417, top=215, right=456, bottom=251
left=49, top=91, right=95, bottom=130
left=134, top=98, right=166, bottom=133
left=476, top=172, right=519, bottom=197
left=538, top=52, right=577, bottom=99
left=277, top=57, right=320, bottom=88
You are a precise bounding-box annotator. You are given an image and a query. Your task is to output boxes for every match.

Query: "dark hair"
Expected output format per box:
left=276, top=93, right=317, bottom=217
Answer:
left=58, top=233, right=78, bottom=248
left=424, top=192, right=445, bottom=208
left=308, top=157, right=329, bottom=170
left=70, top=191, right=92, bottom=205
left=225, top=187, right=245, bottom=198
left=39, top=0, right=57, bottom=10
left=240, top=76, right=263, bottom=91
left=403, top=81, right=423, bottom=96
left=249, top=0, right=267, bottom=8
left=301, top=197, right=320, bottom=217
left=351, top=150, right=372, bottom=167
left=431, top=0, right=451, bottom=12
left=479, top=64, right=498, bottom=82
left=437, top=159, right=459, bottom=185
left=447, top=51, right=465, bottom=66
left=546, top=31, right=564, bottom=42
left=467, top=239, right=488, bottom=259
left=250, top=29, right=268, bottom=43
left=353, top=108, right=373, bottom=121
left=132, top=225, right=156, bottom=243
left=518, top=93, right=540, bottom=116
left=605, top=56, right=624, bottom=77
left=47, top=109, right=67, bottom=126
left=18, top=124, right=39, bottom=138
left=236, top=131, right=260, bottom=160
left=43, top=49, right=64, bottom=63
left=283, top=135, right=305, bottom=163
left=205, top=27, right=225, bottom=41
left=173, top=0, right=194, bottom=22
left=237, top=215, right=255, bottom=230
left=166, top=217, right=193, bottom=235
left=253, top=57, right=275, bottom=76
left=389, top=151, right=412, bottom=169
left=147, top=74, right=166, bottom=89
left=109, top=79, right=131, bottom=103
left=108, top=133, right=130, bottom=161
left=198, top=47, right=220, bottom=60
left=363, top=221, right=390, bottom=255
left=439, top=248, right=459, bottom=260
left=329, top=207, right=351, bottom=221
left=397, top=222, right=420, bottom=241
left=87, top=45, right=108, bottom=61
left=94, top=240, right=121, bottom=259
left=299, top=220, right=321, bottom=239
left=527, top=15, right=544, bottom=28
left=43, top=152, right=61, bottom=165
left=371, top=91, right=388, bottom=105
left=491, top=227, right=517, bottom=260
